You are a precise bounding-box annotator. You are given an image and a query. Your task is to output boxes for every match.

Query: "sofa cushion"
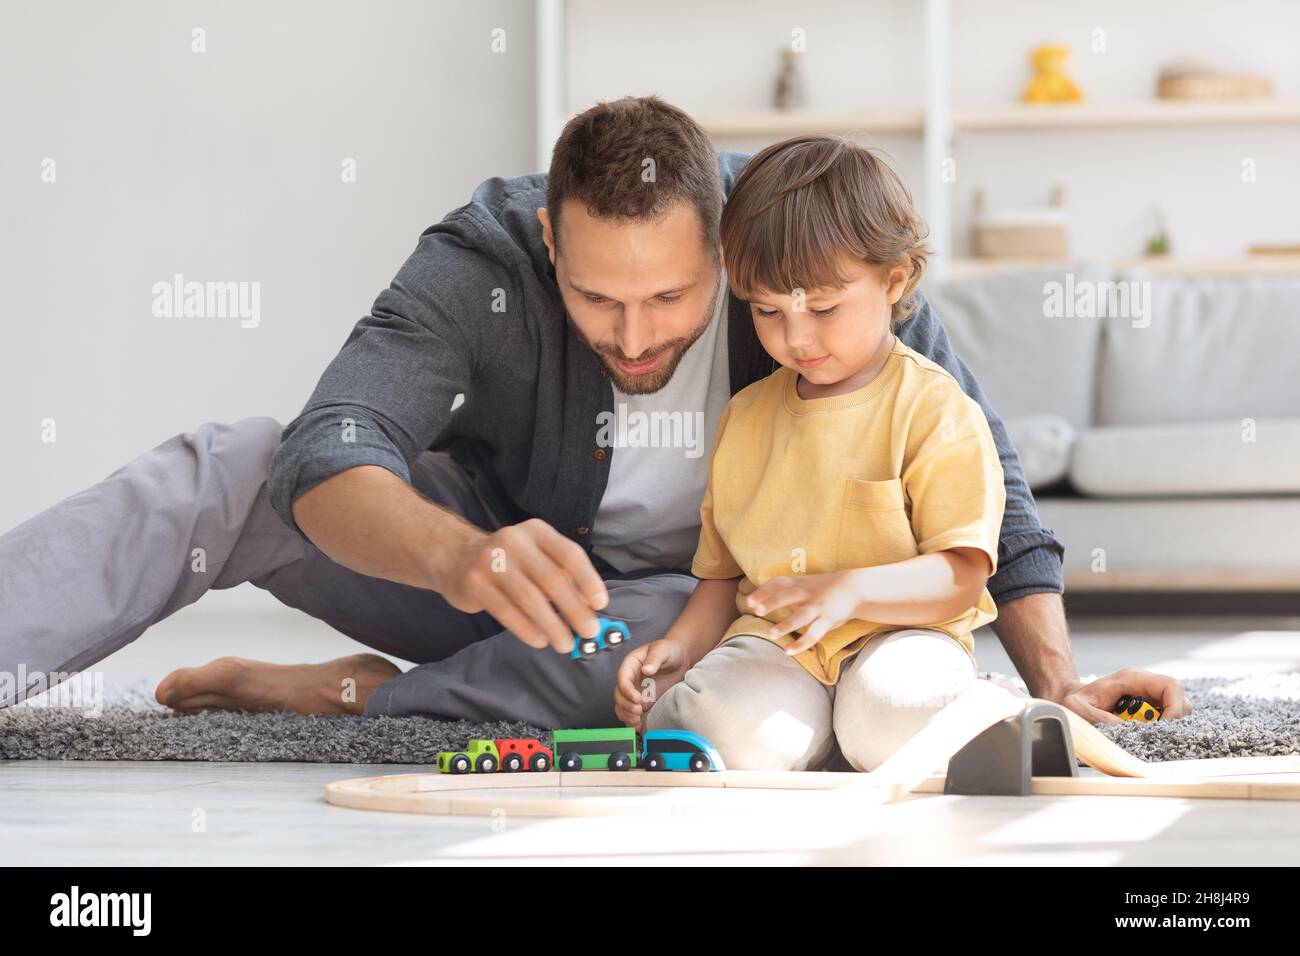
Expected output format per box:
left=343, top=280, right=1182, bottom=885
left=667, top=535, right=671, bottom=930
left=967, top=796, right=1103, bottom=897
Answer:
left=1070, top=419, right=1300, bottom=497
left=1098, top=276, right=1300, bottom=426
left=1005, top=414, right=1075, bottom=490
left=924, top=263, right=1108, bottom=429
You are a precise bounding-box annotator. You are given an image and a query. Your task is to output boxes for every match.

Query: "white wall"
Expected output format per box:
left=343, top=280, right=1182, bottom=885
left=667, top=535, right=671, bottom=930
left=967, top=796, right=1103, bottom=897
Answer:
left=0, top=0, right=537, bottom=548
left=3, top=0, right=1297, bottom=617
left=566, top=0, right=1300, bottom=260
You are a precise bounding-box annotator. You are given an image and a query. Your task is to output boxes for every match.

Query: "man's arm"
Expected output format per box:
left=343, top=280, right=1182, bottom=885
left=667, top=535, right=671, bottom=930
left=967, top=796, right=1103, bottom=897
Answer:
left=895, top=293, right=1086, bottom=706
left=900, top=291, right=1192, bottom=723
left=269, top=218, right=609, bottom=651
left=269, top=222, right=488, bottom=533
left=988, top=593, right=1079, bottom=701
left=896, top=291, right=1066, bottom=603
left=995, top=592, right=1192, bottom=722
left=292, top=466, right=609, bottom=653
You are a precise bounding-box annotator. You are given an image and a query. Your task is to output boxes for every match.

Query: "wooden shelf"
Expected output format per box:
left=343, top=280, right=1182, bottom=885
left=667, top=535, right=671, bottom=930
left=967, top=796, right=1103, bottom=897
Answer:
left=699, top=100, right=1300, bottom=137
left=957, top=98, right=1300, bottom=130
left=945, top=254, right=1300, bottom=280
left=697, top=109, right=923, bottom=136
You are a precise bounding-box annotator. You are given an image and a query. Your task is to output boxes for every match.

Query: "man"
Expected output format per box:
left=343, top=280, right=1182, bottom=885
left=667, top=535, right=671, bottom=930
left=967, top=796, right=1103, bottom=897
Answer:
left=0, top=96, right=1189, bottom=732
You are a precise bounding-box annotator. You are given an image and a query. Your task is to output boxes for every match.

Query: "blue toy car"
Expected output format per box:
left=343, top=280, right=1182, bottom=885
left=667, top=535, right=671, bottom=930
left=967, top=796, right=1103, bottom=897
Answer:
left=570, top=616, right=630, bottom=661
left=641, top=729, right=727, bottom=772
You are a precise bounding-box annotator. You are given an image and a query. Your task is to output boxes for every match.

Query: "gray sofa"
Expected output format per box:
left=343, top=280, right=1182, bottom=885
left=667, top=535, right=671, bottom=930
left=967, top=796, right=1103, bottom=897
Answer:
left=926, top=265, right=1300, bottom=592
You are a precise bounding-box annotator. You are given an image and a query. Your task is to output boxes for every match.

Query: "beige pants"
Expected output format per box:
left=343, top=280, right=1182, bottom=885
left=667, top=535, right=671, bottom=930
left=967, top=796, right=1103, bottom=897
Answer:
left=644, top=629, right=980, bottom=772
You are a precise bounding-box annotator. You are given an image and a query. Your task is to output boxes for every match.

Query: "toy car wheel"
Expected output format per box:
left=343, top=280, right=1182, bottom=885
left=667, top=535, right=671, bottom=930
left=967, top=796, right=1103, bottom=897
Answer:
left=579, top=639, right=599, bottom=657
left=448, top=754, right=471, bottom=775
left=605, top=625, right=628, bottom=647
left=688, top=752, right=712, bottom=773
left=608, top=751, right=631, bottom=771
left=644, top=752, right=665, bottom=771
left=501, top=753, right=524, bottom=773
left=529, top=752, right=551, bottom=773
left=559, top=751, right=583, bottom=772
left=475, top=753, right=497, bottom=773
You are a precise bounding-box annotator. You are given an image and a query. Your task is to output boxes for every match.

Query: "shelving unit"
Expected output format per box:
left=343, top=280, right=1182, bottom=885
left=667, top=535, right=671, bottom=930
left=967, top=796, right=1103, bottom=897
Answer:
left=535, top=0, right=1300, bottom=279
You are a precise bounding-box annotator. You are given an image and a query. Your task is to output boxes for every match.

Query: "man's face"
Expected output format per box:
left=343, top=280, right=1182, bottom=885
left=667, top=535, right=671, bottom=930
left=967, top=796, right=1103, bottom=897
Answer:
left=539, top=200, right=721, bottom=394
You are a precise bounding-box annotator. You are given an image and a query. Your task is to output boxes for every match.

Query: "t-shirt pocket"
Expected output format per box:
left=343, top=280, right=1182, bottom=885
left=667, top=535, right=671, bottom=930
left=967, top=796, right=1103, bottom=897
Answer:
left=836, top=477, right=920, bottom=569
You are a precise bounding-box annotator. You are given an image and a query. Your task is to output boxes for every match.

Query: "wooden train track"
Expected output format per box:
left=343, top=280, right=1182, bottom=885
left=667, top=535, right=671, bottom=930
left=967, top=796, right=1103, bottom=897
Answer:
left=325, top=682, right=1300, bottom=816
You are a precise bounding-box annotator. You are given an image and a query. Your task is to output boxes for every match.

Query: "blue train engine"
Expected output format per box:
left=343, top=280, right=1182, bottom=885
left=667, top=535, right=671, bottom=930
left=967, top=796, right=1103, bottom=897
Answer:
left=641, top=729, right=726, bottom=772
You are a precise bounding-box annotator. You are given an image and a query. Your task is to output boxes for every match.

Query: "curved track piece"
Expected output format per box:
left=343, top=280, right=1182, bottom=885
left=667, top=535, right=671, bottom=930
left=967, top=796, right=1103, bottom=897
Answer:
left=325, top=682, right=1300, bottom=817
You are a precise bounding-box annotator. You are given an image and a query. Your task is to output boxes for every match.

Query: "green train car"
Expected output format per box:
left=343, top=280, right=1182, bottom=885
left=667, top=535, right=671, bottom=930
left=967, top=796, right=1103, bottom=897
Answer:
left=552, top=727, right=639, bottom=771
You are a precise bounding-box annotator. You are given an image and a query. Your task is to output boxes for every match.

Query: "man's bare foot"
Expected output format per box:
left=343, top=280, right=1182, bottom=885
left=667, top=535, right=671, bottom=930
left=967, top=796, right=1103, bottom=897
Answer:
left=154, top=653, right=400, bottom=716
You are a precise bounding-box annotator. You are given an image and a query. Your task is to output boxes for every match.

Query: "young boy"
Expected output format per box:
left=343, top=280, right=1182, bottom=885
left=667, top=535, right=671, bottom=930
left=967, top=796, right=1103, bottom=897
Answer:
left=613, top=135, right=1006, bottom=772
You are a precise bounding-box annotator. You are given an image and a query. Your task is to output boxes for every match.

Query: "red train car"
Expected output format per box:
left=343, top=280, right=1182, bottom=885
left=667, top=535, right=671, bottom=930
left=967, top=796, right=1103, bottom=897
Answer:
left=494, top=738, right=553, bottom=772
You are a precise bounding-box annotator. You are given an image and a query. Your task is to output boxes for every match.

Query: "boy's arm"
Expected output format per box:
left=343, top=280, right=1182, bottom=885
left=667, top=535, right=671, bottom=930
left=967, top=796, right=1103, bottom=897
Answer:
left=662, top=577, right=744, bottom=665
left=842, top=548, right=989, bottom=626
left=613, top=575, right=740, bottom=729
left=749, top=549, right=990, bottom=641
left=678, top=399, right=744, bottom=664
left=615, top=394, right=742, bottom=725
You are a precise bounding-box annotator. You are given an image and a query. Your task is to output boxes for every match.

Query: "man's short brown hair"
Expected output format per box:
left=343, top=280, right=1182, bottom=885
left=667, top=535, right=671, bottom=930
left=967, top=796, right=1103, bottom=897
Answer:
left=546, top=96, right=722, bottom=257
left=720, top=135, right=930, bottom=324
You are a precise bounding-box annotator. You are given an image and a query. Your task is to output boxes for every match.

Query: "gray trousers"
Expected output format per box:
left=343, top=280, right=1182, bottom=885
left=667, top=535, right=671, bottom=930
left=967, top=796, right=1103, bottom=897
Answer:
left=0, top=418, right=697, bottom=726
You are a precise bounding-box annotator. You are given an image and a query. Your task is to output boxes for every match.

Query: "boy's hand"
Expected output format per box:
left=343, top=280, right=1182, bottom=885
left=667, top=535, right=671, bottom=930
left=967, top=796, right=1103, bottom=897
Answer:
left=614, top=638, right=693, bottom=731
left=746, top=570, right=864, bottom=656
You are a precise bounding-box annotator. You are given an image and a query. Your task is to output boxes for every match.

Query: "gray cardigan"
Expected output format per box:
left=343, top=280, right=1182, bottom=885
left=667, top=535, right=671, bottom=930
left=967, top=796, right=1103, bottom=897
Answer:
left=268, top=151, right=1065, bottom=603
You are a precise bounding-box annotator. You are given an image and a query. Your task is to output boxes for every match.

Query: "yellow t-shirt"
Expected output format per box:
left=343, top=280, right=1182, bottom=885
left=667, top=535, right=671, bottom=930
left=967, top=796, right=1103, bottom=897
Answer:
left=690, top=340, right=1006, bottom=685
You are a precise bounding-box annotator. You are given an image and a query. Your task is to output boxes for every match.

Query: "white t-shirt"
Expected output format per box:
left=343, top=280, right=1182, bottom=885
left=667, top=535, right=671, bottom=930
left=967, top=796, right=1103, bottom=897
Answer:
left=590, top=272, right=732, bottom=574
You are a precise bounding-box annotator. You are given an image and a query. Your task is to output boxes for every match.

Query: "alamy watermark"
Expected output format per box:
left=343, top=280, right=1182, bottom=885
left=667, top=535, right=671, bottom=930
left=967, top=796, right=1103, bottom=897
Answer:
left=595, top=403, right=706, bottom=458
left=1, top=666, right=104, bottom=717
left=152, top=273, right=260, bottom=328
left=1043, top=274, right=1152, bottom=328
left=50, top=886, right=150, bottom=936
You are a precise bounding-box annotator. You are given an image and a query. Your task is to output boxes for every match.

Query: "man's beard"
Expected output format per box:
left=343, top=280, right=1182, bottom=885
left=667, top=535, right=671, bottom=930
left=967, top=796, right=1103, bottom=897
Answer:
left=572, top=280, right=721, bottom=395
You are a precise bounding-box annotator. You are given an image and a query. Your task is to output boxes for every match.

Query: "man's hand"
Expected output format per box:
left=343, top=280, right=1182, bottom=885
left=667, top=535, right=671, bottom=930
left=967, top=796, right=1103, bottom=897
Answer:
left=434, top=517, right=610, bottom=654
left=745, top=570, right=864, bottom=655
left=1050, top=668, right=1193, bottom=725
left=615, top=638, right=694, bottom=731
left=988, top=593, right=1192, bottom=726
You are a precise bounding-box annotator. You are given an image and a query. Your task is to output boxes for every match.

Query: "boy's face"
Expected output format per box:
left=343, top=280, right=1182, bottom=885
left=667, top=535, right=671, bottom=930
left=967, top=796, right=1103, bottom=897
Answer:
left=538, top=200, right=721, bottom=395
left=745, top=255, right=909, bottom=388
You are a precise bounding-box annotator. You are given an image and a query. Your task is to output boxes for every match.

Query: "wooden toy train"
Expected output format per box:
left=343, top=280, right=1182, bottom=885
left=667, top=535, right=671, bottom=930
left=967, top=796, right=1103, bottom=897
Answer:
left=437, top=727, right=726, bottom=774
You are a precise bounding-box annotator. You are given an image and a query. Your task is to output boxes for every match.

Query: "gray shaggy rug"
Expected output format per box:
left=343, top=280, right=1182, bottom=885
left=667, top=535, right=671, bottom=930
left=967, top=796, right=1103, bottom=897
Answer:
left=1, top=672, right=1297, bottom=764
left=0, top=678, right=548, bottom=763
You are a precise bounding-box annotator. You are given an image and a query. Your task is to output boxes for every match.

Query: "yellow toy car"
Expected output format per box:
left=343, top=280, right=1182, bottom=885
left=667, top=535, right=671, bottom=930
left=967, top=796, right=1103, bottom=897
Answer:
left=1113, top=695, right=1161, bottom=722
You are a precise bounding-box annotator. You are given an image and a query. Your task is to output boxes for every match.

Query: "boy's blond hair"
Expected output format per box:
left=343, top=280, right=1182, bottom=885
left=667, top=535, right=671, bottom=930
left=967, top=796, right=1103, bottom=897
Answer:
left=720, top=135, right=930, bottom=326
